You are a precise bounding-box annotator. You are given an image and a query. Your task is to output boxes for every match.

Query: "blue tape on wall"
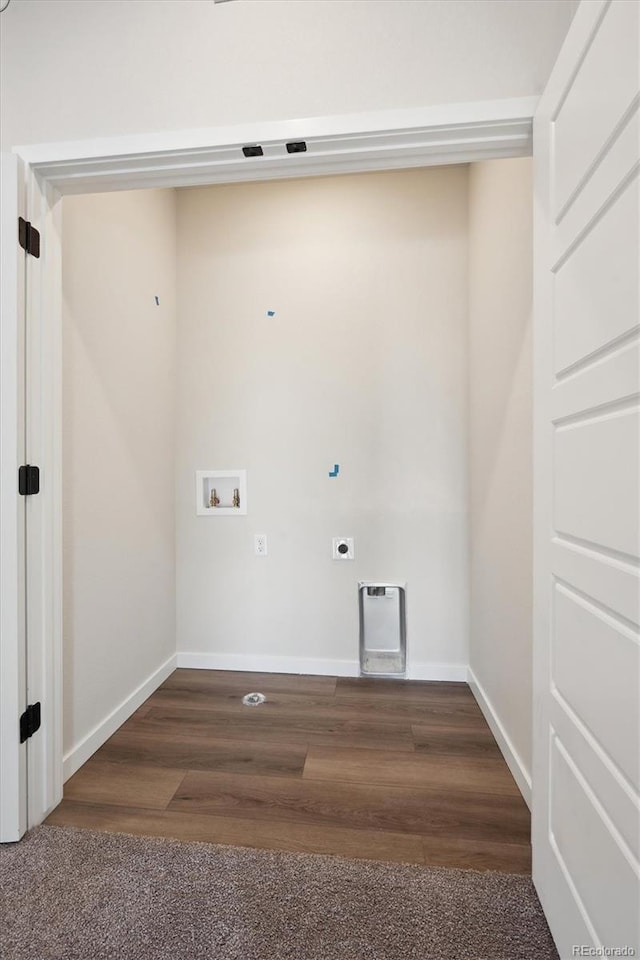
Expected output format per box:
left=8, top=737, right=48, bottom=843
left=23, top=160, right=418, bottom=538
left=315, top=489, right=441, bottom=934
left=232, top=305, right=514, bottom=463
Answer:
left=329, top=464, right=339, bottom=477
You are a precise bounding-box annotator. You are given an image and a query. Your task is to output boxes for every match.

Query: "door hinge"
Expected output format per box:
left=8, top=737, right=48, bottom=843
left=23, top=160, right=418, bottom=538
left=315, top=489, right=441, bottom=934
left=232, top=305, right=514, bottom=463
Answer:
left=18, top=464, right=40, bottom=496
left=18, top=217, right=41, bottom=259
left=19, top=702, right=41, bottom=743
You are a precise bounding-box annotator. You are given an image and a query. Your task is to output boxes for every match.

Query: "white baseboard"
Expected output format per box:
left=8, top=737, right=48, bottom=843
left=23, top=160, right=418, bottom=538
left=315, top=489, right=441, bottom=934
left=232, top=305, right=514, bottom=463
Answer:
left=176, top=651, right=467, bottom=682
left=62, top=653, right=177, bottom=782
left=176, top=652, right=360, bottom=676
left=467, top=667, right=532, bottom=809
left=407, top=662, right=467, bottom=682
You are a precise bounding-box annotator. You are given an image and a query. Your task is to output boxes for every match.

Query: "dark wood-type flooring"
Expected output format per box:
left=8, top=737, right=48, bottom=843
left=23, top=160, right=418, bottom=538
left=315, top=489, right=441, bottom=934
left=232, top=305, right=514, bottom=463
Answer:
left=47, top=670, right=531, bottom=872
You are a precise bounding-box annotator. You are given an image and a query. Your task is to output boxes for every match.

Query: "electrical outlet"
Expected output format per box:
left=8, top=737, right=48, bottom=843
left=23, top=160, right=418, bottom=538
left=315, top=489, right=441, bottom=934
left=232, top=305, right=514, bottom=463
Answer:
left=332, top=537, right=354, bottom=560
left=254, top=534, right=268, bottom=557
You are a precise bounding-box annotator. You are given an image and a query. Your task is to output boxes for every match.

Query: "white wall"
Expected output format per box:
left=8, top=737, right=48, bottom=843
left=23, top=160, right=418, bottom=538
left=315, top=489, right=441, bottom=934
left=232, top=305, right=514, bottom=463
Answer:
left=175, top=168, right=470, bottom=676
left=62, top=189, right=177, bottom=774
left=467, top=158, right=533, bottom=797
left=1, top=1, right=576, bottom=149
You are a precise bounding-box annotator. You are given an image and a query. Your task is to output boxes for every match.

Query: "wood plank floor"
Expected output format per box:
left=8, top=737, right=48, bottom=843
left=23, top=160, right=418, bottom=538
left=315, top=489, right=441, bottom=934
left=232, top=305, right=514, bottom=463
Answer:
left=46, top=670, right=531, bottom=872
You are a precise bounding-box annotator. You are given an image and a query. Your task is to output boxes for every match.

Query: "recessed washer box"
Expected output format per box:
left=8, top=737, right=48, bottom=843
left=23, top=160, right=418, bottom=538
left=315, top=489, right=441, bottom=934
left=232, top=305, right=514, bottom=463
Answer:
left=196, top=470, right=247, bottom=516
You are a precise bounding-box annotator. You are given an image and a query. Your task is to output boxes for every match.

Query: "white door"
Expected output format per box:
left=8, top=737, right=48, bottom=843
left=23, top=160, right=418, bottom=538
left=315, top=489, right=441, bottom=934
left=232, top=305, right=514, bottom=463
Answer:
left=533, top=1, right=640, bottom=956
left=0, top=152, right=28, bottom=842
left=0, top=154, right=62, bottom=841
left=23, top=165, right=64, bottom=830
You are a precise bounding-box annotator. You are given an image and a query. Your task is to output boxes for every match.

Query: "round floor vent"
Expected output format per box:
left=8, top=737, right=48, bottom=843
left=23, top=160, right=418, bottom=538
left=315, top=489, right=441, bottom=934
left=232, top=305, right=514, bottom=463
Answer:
left=242, top=692, right=266, bottom=706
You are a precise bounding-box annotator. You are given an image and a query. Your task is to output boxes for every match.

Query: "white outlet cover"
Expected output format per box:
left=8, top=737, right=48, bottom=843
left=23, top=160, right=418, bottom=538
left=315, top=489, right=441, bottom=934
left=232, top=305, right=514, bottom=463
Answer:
left=333, top=537, right=354, bottom=560
left=254, top=534, right=268, bottom=556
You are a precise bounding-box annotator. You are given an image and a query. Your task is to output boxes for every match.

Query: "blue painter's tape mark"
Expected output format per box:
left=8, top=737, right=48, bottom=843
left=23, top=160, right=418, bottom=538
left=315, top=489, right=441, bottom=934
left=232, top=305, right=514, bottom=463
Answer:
left=267, top=310, right=275, bottom=317
left=155, top=296, right=160, bottom=305
left=328, top=464, right=339, bottom=477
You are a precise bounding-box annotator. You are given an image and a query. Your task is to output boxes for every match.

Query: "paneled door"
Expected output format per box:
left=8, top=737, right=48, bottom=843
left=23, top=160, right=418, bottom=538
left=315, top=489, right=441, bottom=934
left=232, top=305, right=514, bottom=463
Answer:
left=0, top=152, right=28, bottom=842
left=533, top=0, right=639, bottom=956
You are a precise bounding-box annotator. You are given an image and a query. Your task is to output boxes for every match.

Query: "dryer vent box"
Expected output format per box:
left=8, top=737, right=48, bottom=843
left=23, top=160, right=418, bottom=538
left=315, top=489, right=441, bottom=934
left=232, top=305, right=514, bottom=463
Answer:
left=358, top=582, right=406, bottom=678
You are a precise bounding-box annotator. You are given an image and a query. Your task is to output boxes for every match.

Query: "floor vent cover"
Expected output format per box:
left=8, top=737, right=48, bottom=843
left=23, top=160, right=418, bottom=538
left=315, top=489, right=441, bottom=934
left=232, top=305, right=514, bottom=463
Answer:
left=242, top=692, right=266, bottom=706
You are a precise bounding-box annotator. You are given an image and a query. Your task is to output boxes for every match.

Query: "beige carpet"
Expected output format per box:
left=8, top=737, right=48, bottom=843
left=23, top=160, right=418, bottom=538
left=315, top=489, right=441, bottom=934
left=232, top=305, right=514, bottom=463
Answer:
left=0, top=825, right=558, bottom=960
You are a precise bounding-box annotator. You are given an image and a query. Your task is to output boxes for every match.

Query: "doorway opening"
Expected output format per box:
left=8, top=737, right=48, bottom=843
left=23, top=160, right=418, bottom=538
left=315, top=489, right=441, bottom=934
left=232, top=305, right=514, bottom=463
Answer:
left=1, top=97, right=537, bottom=843
left=48, top=157, right=534, bottom=868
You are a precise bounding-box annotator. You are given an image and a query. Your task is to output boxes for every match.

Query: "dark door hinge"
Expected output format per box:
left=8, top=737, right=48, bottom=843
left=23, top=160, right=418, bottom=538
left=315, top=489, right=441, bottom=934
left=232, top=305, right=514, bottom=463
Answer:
left=18, top=464, right=40, bottom=496
left=19, top=702, right=41, bottom=743
left=18, top=217, right=41, bottom=258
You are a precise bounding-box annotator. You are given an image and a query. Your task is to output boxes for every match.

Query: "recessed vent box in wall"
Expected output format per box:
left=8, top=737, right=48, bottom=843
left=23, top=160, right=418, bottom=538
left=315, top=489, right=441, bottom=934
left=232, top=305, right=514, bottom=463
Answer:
left=196, top=470, right=247, bottom=516
left=358, top=583, right=406, bottom=678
